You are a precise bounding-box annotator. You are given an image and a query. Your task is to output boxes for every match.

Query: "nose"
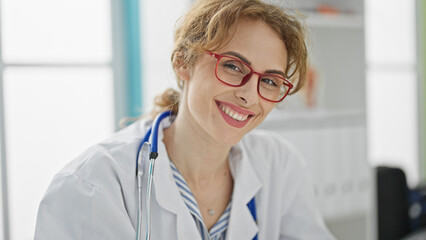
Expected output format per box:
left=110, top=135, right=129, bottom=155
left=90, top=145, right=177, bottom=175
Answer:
left=234, top=73, right=260, bottom=106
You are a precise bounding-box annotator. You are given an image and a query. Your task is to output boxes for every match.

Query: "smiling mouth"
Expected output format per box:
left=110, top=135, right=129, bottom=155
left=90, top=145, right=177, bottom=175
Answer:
left=216, top=101, right=253, bottom=122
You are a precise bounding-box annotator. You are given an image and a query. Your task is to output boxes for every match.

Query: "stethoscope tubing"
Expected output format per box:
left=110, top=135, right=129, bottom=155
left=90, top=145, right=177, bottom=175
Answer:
left=136, top=111, right=172, bottom=240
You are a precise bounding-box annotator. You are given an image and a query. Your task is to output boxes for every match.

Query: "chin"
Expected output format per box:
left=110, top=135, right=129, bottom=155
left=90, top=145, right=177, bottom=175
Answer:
left=220, top=137, right=243, bottom=147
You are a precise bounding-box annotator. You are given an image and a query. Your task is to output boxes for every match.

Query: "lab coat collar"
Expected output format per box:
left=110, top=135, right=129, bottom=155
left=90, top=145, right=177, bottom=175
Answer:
left=226, top=144, right=261, bottom=240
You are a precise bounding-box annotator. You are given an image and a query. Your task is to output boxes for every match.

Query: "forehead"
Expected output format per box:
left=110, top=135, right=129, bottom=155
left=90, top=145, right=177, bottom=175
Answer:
left=216, top=18, right=288, bottom=72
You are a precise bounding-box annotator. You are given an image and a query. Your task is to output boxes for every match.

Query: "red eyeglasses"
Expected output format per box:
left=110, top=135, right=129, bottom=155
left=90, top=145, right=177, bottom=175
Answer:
left=207, top=52, right=293, bottom=103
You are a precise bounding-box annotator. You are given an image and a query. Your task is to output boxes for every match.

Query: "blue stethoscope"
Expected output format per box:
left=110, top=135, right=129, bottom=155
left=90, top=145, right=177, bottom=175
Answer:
left=135, top=111, right=257, bottom=240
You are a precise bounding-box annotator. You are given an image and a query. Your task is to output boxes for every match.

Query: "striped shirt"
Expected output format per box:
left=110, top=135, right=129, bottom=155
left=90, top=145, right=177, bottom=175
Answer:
left=169, top=161, right=231, bottom=240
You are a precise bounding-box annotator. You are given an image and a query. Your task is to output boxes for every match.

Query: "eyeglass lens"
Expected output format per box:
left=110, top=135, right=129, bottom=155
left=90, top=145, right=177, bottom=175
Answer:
left=216, top=56, right=290, bottom=102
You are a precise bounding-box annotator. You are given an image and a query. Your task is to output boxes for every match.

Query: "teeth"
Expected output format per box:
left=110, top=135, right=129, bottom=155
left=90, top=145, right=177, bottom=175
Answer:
left=219, top=104, right=250, bottom=122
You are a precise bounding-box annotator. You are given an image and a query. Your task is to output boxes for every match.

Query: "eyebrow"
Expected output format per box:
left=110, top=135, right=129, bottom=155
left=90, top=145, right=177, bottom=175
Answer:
left=220, top=51, right=286, bottom=77
left=265, top=70, right=286, bottom=77
left=221, top=51, right=252, bottom=65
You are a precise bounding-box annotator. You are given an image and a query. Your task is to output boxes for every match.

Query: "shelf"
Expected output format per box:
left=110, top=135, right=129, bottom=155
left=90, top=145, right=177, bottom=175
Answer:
left=259, top=109, right=366, bottom=130
left=304, top=12, right=364, bottom=29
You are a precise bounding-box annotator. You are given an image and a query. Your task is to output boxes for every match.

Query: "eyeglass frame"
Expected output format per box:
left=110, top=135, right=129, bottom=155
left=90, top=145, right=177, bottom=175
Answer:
left=206, top=51, right=293, bottom=103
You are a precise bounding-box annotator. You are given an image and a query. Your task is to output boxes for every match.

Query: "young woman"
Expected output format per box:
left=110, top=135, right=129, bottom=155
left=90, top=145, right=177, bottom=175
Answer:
left=35, top=0, right=335, bottom=239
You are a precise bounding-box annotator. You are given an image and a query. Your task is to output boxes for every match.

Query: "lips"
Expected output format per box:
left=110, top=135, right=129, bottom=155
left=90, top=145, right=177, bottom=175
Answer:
left=215, top=100, right=255, bottom=128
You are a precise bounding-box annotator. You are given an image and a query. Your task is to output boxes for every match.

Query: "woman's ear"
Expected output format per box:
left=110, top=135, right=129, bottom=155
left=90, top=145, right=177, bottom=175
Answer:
left=173, top=51, right=191, bottom=82
left=176, top=64, right=191, bottom=81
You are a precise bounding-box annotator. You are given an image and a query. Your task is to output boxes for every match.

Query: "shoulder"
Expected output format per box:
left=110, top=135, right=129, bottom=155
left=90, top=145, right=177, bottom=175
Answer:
left=37, top=119, right=152, bottom=235
left=238, top=129, right=309, bottom=201
left=51, top=118, right=150, bottom=199
left=240, top=129, right=306, bottom=170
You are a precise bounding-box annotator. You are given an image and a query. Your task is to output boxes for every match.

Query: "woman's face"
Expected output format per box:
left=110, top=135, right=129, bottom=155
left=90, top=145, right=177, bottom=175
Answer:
left=180, top=18, right=288, bottom=146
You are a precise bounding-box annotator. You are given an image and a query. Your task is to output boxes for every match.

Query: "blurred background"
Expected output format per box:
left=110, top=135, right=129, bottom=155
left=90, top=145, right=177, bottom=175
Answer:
left=0, top=0, right=424, bottom=239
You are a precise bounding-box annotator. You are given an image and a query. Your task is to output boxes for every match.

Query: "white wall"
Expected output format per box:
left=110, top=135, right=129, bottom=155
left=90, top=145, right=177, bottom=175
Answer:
left=140, top=0, right=192, bottom=114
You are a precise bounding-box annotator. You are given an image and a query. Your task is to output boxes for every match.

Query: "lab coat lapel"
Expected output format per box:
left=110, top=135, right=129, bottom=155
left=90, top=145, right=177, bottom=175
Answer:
left=151, top=121, right=201, bottom=240
left=176, top=200, right=203, bottom=240
left=152, top=142, right=179, bottom=214
left=227, top=145, right=261, bottom=240
left=142, top=117, right=179, bottom=215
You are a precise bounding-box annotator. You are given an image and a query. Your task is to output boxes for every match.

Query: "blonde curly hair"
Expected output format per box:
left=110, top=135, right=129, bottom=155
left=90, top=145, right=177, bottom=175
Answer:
left=151, top=0, right=308, bottom=118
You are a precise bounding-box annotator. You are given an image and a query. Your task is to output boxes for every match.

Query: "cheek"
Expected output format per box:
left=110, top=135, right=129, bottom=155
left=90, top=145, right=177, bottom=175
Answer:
left=260, top=102, right=276, bottom=118
left=188, top=70, right=223, bottom=100
left=186, top=74, right=216, bottom=113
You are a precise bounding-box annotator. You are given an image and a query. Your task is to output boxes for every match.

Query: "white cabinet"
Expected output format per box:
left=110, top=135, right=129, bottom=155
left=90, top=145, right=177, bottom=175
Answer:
left=261, top=1, right=375, bottom=239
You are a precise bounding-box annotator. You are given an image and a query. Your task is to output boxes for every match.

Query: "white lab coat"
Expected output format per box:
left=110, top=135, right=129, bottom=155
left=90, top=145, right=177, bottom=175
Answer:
left=34, top=117, right=335, bottom=240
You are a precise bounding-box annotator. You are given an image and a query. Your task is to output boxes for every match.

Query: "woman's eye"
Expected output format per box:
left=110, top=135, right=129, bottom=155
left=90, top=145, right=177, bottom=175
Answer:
left=223, top=63, right=241, bottom=72
left=261, top=78, right=278, bottom=87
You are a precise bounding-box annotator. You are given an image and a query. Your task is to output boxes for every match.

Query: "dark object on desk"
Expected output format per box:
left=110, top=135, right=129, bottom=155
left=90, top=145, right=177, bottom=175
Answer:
left=402, top=228, right=426, bottom=240
left=408, top=183, right=426, bottom=232
left=376, top=166, right=410, bottom=240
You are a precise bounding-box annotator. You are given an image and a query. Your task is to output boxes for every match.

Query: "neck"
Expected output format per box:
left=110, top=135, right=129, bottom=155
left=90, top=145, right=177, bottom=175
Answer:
left=163, top=110, right=231, bottom=188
